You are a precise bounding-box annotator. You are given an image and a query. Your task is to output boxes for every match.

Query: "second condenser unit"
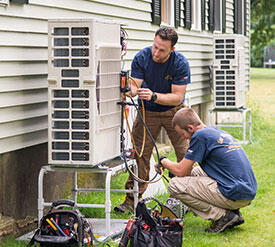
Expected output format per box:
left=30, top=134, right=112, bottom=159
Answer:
left=213, top=34, right=246, bottom=109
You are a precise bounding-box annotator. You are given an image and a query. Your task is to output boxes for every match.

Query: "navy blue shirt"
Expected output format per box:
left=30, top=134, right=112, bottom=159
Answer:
left=131, top=46, right=191, bottom=112
left=184, top=127, right=257, bottom=201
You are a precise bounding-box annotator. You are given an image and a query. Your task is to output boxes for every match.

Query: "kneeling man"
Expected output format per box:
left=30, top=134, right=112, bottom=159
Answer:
left=156, top=108, right=257, bottom=233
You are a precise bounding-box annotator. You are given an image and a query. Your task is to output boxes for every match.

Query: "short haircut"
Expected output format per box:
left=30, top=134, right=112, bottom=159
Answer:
left=172, top=108, right=202, bottom=130
left=155, top=27, right=178, bottom=48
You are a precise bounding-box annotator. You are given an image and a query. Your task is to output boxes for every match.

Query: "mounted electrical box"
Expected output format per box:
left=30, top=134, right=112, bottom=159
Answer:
left=213, top=34, right=246, bottom=109
left=48, top=18, right=121, bottom=166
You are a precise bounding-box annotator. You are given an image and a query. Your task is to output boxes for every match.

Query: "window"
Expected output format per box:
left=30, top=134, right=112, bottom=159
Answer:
left=185, top=0, right=206, bottom=31
left=234, top=0, right=247, bottom=35
left=161, top=0, right=173, bottom=25
left=208, top=0, right=226, bottom=33
left=151, top=0, right=181, bottom=27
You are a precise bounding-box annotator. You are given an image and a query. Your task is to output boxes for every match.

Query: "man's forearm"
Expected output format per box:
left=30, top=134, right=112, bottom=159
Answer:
left=154, top=84, right=187, bottom=106
left=154, top=92, right=183, bottom=106
left=161, top=159, right=187, bottom=177
left=161, top=158, right=194, bottom=177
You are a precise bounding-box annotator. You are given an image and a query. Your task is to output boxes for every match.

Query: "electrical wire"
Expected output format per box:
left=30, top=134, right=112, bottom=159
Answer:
left=124, top=97, right=163, bottom=184
left=120, top=26, right=128, bottom=70
left=121, top=77, right=164, bottom=183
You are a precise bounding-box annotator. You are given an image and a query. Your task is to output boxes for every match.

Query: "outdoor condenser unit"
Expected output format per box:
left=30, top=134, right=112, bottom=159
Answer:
left=48, top=18, right=121, bottom=166
left=213, top=34, right=246, bottom=109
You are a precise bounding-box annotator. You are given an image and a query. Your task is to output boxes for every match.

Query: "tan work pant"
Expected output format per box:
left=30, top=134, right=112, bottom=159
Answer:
left=125, top=105, right=189, bottom=204
left=168, top=166, right=251, bottom=220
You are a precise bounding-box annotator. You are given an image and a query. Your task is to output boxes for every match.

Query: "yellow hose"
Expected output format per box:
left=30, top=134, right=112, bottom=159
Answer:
left=125, top=77, right=146, bottom=158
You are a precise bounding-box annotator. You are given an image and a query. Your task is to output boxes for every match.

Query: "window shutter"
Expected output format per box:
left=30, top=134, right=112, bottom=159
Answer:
left=234, top=0, right=243, bottom=34
left=151, top=0, right=161, bottom=25
left=222, top=0, right=226, bottom=33
left=174, top=0, right=181, bottom=28
left=208, top=0, right=214, bottom=32
left=10, top=0, right=28, bottom=3
left=184, top=0, right=192, bottom=29
left=201, top=0, right=206, bottom=30
left=243, top=0, right=247, bottom=35
left=234, top=0, right=238, bottom=33
left=214, top=0, right=220, bottom=31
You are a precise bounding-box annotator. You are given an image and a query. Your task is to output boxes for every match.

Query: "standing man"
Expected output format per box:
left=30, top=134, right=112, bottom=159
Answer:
left=156, top=108, right=257, bottom=233
left=114, top=27, right=191, bottom=213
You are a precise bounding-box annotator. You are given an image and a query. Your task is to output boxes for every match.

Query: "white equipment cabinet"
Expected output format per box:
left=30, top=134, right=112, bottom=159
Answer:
left=40, top=19, right=139, bottom=237
left=48, top=18, right=121, bottom=166
left=209, top=34, right=252, bottom=145
left=213, top=34, right=246, bottom=109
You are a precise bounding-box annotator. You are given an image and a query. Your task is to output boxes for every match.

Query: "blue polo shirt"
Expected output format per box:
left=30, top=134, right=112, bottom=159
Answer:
left=131, top=46, right=191, bottom=112
left=184, top=127, right=257, bottom=201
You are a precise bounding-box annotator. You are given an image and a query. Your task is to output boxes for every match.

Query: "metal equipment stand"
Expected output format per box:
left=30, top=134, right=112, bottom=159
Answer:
left=38, top=160, right=138, bottom=236
left=208, top=107, right=252, bottom=144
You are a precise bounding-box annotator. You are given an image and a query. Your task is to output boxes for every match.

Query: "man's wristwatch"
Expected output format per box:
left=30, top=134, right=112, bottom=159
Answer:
left=151, top=92, right=157, bottom=102
left=159, top=155, right=167, bottom=166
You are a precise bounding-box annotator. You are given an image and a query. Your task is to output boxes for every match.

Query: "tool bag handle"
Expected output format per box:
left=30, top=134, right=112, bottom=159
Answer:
left=135, top=197, right=163, bottom=230
left=51, top=199, right=76, bottom=209
left=141, top=196, right=162, bottom=205
left=136, top=197, right=179, bottom=228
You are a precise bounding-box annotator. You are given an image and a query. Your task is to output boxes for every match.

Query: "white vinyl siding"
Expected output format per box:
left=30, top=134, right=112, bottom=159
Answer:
left=0, top=0, right=250, bottom=154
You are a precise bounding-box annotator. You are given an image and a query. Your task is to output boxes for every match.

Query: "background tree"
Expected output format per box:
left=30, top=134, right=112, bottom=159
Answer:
left=250, top=0, right=275, bottom=67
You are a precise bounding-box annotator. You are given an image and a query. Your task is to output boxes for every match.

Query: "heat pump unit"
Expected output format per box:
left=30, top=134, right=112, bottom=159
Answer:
left=48, top=18, right=121, bottom=166
left=213, top=34, right=246, bottom=109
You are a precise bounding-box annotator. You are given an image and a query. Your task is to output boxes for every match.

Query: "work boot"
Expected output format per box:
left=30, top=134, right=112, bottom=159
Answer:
left=205, top=210, right=239, bottom=233
left=114, top=198, right=134, bottom=214
left=228, top=209, right=245, bottom=228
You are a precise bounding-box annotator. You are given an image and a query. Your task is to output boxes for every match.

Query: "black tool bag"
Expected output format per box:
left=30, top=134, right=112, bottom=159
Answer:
left=26, top=199, right=93, bottom=247
left=126, top=197, right=184, bottom=247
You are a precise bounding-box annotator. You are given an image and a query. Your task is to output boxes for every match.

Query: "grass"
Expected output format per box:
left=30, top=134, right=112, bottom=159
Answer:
left=1, top=67, right=275, bottom=246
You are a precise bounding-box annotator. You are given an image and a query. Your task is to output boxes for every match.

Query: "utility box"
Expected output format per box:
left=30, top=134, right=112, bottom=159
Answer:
left=213, top=34, right=246, bottom=109
left=48, top=18, right=121, bottom=166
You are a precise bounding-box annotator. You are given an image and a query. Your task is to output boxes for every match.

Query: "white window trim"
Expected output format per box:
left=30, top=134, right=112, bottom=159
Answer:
left=170, top=0, right=175, bottom=27
left=191, top=0, right=202, bottom=31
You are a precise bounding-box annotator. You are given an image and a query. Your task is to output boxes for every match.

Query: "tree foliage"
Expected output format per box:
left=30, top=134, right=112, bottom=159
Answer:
left=250, top=0, right=275, bottom=67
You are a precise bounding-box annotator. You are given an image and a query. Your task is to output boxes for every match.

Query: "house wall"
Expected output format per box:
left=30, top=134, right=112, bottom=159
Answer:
left=0, top=0, right=250, bottom=221
left=0, top=0, right=250, bottom=154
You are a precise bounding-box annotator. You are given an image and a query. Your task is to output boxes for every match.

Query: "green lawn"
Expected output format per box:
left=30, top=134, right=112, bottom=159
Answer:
left=1, top=68, right=275, bottom=246
left=178, top=68, right=275, bottom=247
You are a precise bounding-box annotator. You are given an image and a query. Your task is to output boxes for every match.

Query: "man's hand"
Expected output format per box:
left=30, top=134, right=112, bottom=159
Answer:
left=154, top=162, right=164, bottom=175
left=154, top=156, right=167, bottom=175
left=122, top=91, right=133, bottom=98
left=125, top=77, right=142, bottom=98
left=137, top=88, right=153, bottom=101
left=154, top=157, right=195, bottom=177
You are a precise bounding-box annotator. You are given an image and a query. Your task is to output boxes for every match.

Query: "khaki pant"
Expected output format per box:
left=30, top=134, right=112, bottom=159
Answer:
left=168, top=166, right=251, bottom=220
left=125, top=105, right=189, bottom=204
